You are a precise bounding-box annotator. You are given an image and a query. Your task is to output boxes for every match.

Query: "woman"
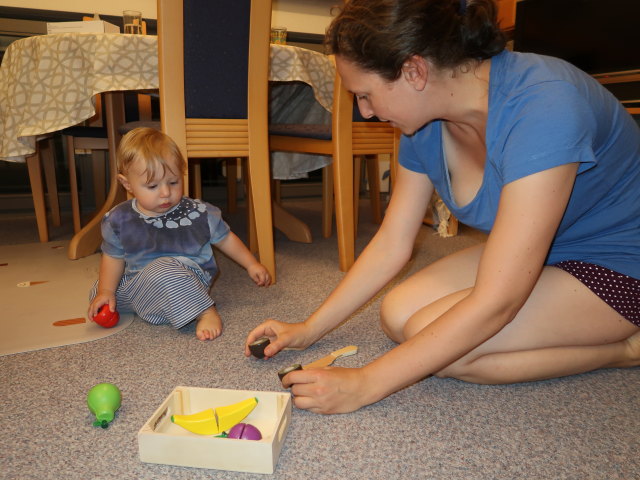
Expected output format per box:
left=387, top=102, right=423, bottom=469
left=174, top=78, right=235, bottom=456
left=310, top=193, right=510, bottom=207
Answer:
left=245, top=0, right=640, bottom=414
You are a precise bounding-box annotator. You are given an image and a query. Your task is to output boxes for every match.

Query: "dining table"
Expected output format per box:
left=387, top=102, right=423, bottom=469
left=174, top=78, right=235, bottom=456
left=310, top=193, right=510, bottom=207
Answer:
left=1, top=34, right=343, bottom=259
left=0, top=32, right=159, bottom=259
left=0, top=33, right=158, bottom=163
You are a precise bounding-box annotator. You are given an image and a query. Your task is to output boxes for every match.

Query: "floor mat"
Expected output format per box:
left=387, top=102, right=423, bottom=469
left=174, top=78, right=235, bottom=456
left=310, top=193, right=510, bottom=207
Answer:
left=0, top=241, right=133, bottom=356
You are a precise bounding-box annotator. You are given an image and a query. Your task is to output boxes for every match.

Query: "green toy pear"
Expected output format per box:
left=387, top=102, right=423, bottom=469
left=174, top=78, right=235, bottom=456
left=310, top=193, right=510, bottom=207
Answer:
left=87, top=383, right=122, bottom=428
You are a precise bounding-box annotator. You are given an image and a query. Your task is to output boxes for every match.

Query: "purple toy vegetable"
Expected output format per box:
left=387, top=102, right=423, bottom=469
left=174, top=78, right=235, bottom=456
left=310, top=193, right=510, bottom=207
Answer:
left=227, top=423, right=262, bottom=440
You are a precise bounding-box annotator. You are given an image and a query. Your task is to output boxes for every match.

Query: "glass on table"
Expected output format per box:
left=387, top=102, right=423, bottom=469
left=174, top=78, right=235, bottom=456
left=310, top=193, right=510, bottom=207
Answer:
left=270, top=26, right=287, bottom=45
left=123, top=10, right=143, bottom=34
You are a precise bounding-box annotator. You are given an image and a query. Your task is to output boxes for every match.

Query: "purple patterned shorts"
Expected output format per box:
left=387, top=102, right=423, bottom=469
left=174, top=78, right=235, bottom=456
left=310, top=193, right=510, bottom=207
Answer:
left=553, top=260, right=640, bottom=327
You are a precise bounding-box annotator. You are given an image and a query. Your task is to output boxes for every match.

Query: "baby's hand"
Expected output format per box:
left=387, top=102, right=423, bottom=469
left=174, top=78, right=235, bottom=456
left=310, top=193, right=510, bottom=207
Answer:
left=88, top=292, right=116, bottom=320
left=248, top=263, right=271, bottom=287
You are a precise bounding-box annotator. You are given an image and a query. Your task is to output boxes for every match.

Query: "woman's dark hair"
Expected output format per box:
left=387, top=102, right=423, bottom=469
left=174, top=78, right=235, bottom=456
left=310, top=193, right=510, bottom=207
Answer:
left=326, top=0, right=506, bottom=81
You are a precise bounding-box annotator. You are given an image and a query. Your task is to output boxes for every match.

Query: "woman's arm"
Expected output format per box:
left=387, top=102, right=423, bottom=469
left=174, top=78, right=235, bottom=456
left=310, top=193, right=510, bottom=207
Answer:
left=303, top=166, right=434, bottom=340
left=246, top=166, right=434, bottom=355
left=289, top=162, right=579, bottom=413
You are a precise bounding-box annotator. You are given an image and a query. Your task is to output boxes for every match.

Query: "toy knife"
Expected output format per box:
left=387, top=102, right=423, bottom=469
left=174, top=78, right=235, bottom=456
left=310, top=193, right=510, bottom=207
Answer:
left=278, top=345, right=358, bottom=381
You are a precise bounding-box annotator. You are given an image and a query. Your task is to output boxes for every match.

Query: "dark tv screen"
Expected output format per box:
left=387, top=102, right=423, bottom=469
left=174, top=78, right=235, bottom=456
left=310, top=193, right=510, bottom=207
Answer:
left=513, top=0, right=640, bottom=75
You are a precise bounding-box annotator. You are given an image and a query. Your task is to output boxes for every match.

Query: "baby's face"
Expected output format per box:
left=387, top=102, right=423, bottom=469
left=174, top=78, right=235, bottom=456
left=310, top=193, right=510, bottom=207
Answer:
left=122, top=157, right=183, bottom=216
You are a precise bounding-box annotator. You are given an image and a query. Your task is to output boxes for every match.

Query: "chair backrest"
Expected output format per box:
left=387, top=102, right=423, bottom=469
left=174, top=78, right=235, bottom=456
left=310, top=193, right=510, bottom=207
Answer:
left=157, top=0, right=276, bottom=282
left=332, top=70, right=398, bottom=157
left=183, top=0, right=251, bottom=119
left=326, top=67, right=355, bottom=165
left=157, top=0, right=272, bottom=184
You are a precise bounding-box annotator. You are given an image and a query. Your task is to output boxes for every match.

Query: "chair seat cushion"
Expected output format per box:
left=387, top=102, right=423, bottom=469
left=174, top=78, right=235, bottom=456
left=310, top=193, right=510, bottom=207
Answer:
left=61, top=126, right=107, bottom=138
left=118, top=120, right=161, bottom=135
left=268, top=123, right=332, bottom=140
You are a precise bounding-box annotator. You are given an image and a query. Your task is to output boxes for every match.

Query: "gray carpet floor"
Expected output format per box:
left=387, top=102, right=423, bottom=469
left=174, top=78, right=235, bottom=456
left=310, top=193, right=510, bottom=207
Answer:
left=1, top=197, right=639, bottom=479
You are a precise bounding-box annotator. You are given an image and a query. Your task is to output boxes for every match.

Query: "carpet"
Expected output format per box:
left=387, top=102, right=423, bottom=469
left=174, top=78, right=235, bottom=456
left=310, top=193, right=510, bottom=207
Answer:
left=0, top=241, right=133, bottom=356
left=4, top=202, right=640, bottom=479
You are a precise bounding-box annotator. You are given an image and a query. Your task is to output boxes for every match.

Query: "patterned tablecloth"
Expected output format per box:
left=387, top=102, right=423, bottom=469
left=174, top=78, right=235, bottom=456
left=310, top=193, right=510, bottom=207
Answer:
left=0, top=36, right=335, bottom=181
left=0, top=33, right=158, bottom=162
left=269, top=44, right=334, bottom=112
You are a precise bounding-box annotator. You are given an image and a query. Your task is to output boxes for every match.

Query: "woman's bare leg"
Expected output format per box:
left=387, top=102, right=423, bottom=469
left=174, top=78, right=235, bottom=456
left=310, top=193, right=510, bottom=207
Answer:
left=380, top=244, right=640, bottom=384
left=438, top=266, right=639, bottom=383
left=380, top=244, right=483, bottom=342
left=446, top=333, right=640, bottom=384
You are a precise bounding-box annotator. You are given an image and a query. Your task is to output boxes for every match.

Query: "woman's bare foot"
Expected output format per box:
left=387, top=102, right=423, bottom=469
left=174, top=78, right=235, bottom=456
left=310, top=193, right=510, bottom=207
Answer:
left=196, top=307, right=222, bottom=341
left=623, top=329, right=640, bottom=367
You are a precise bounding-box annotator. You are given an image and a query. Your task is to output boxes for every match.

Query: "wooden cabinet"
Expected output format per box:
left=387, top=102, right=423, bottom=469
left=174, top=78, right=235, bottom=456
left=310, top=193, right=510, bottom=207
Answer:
left=496, top=0, right=516, bottom=32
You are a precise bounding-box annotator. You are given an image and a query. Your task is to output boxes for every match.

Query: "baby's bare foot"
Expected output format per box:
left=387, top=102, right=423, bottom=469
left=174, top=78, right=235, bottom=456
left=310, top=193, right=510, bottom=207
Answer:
left=196, top=308, right=222, bottom=341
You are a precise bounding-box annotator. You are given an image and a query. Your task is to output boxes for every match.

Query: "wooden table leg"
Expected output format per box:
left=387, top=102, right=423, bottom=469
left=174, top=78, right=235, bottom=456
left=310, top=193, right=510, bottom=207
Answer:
left=25, top=145, right=49, bottom=243
left=40, top=138, right=61, bottom=228
left=68, top=92, right=127, bottom=260
left=273, top=201, right=312, bottom=243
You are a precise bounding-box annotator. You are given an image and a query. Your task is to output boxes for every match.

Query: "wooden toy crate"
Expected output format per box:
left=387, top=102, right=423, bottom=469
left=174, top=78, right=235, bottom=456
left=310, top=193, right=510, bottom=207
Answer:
left=138, top=386, right=292, bottom=474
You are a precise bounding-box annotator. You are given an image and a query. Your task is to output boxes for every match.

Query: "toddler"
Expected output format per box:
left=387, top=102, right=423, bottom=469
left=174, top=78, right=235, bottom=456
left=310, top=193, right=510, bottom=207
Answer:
left=88, top=127, right=270, bottom=340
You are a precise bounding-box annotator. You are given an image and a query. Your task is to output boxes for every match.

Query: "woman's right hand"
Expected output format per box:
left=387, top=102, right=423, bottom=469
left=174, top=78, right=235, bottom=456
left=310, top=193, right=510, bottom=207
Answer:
left=244, top=319, right=315, bottom=358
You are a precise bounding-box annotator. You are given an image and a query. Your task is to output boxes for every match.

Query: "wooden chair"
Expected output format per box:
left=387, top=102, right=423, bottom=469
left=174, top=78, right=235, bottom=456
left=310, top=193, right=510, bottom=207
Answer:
left=63, top=92, right=158, bottom=234
left=322, top=121, right=400, bottom=238
left=25, top=135, right=60, bottom=242
left=269, top=70, right=400, bottom=272
left=157, top=0, right=276, bottom=281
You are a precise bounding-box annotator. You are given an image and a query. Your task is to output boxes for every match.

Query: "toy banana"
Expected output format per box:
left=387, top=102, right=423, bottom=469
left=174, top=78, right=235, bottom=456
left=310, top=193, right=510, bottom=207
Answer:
left=171, top=397, right=258, bottom=435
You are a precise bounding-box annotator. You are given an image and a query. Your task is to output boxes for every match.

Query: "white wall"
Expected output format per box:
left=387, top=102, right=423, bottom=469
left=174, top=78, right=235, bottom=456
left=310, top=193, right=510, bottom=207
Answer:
left=272, top=0, right=337, bottom=34
left=1, top=0, right=158, bottom=18
left=2, top=0, right=339, bottom=34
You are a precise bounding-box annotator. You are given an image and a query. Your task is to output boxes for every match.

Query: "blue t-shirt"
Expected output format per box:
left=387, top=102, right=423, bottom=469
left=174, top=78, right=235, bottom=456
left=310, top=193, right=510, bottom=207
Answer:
left=400, top=50, right=640, bottom=279
left=101, top=196, right=230, bottom=279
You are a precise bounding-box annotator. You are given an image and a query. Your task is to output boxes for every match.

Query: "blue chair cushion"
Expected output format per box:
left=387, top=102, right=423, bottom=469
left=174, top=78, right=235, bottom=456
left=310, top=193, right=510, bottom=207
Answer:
left=268, top=100, right=382, bottom=142
left=268, top=124, right=332, bottom=140
left=61, top=126, right=107, bottom=138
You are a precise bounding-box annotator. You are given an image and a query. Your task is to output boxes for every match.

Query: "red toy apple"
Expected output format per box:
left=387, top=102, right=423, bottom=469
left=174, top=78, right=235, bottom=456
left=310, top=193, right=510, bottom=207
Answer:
left=93, top=305, right=120, bottom=328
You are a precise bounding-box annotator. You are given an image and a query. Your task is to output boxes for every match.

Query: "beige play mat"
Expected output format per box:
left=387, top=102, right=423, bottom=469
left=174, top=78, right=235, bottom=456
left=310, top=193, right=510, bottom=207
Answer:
left=0, top=242, right=133, bottom=356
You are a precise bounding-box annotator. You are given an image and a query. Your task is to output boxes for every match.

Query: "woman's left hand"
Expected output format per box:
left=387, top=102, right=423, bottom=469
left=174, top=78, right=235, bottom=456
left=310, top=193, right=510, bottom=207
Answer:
left=282, top=366, right=370, bottom=414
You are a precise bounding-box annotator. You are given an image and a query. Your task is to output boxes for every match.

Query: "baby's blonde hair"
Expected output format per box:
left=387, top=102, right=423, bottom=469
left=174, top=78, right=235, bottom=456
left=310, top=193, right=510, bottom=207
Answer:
left=117, top=127, right=186, bottom=182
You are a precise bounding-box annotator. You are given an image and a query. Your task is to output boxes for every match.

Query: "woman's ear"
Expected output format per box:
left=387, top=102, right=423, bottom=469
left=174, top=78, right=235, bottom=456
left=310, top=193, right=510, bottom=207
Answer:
left=117, top=174, right=132, bottom=193
left=401, top=55, right=429, bottom=91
